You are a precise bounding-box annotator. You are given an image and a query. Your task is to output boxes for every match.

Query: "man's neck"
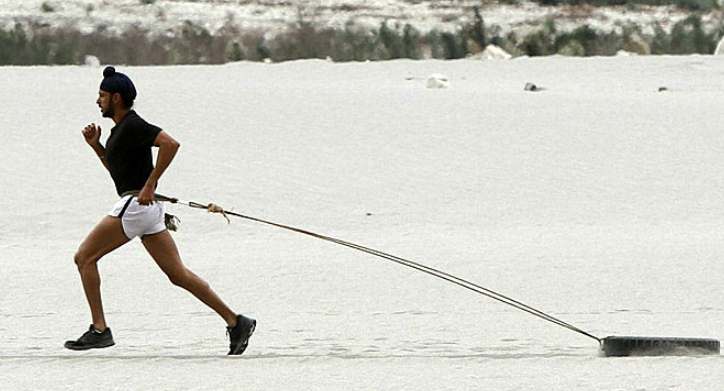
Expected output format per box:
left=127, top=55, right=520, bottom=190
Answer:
left=112, top=108, right=131, bottom=124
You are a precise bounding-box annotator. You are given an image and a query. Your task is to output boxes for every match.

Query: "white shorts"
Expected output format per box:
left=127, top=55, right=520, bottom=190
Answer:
left=108, top=195, right=166, bottom=239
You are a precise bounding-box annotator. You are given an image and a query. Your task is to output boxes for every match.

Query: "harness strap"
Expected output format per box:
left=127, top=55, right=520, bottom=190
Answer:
left=117, top=196, right=134, bottom=218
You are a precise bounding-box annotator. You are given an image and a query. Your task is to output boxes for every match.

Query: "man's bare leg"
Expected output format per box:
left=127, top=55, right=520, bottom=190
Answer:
left=141, top=230, right=237, bottom=326
left=74, top=216, right=130, bottom=331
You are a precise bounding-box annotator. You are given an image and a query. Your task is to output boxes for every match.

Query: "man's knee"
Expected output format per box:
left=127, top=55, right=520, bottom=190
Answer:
left=167, top=270, right=187, bottom=287
left=74, top=249, right=96, bottom=269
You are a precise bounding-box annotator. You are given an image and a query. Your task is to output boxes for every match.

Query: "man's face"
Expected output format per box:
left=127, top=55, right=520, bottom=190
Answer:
left=97, top=90, right=115, bottom=118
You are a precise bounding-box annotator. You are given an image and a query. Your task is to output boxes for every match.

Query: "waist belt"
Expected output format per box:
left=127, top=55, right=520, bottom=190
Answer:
left=121, top=190, right=139, bottom=198
left=121, top=190, right=175, bottom=202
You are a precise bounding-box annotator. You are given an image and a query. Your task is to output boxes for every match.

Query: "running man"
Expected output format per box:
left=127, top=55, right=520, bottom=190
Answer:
left=65, top=66, right=255, bottom=355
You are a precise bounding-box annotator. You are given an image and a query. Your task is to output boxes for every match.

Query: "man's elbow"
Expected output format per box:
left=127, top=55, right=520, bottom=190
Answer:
left=164, top=139, right=180, bottom=150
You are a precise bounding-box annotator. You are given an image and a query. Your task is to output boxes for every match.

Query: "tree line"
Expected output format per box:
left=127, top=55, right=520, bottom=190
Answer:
left=0, top=7, right=722, bottom=65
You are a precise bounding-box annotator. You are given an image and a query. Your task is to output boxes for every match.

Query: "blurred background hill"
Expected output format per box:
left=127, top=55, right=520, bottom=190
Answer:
left=1, top=0, right=723, bottom=64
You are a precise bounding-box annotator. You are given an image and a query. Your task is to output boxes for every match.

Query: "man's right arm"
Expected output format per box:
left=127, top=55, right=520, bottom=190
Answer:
left=82, top=123, right=109, bottom=171
left=91, top=142, right=110, bottom=171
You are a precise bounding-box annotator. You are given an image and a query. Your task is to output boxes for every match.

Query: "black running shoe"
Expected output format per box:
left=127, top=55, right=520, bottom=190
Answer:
left=227, top=314, right=256, bottom=355
left=64, top=325, right=115, bottom=350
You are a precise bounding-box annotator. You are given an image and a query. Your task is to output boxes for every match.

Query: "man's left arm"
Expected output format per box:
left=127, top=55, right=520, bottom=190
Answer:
left=138, top=130, right=181, bottom=205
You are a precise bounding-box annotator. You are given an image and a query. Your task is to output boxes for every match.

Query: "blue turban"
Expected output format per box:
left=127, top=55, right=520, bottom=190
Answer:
left=100, top=66, right=136, bottom=107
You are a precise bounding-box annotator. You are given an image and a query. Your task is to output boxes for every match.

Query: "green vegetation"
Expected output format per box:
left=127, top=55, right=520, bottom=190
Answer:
left=41, top=2, right=55, bottom=13
left=0, top=8, right=722, bottom=65
left=530, top=0, right=718, bottom=11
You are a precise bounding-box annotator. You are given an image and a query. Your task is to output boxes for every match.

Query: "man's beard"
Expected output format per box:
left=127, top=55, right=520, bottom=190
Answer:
left=102, top=105, right=115, bottom=118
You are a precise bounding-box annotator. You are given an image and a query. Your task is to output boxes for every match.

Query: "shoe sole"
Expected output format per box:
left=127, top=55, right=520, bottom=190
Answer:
left=64, top=341, right=115, bottom=351
left=229, top=320, right=256, bottom=355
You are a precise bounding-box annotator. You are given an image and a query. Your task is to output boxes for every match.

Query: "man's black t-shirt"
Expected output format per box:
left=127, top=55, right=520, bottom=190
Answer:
left=105, top=110, right=162, bottom=196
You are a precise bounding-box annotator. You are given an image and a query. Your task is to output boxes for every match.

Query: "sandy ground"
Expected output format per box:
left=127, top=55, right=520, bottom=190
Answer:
left=0, top=56, right=722, bottom=389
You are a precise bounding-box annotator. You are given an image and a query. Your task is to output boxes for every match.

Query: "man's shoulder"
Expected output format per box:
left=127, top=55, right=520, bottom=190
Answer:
left=124, top=110, right=144, bottom=124
left=122, top=111, right=157, bottom=129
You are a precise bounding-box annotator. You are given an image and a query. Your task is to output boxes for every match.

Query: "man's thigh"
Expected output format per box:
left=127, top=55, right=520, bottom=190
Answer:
left=76, top=216, right=130, bottom=263
left=140, top=230, right=184, bottom=277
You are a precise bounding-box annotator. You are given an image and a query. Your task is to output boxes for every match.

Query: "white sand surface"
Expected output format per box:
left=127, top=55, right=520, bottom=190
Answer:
left=0, top=57, right=722, bottom=389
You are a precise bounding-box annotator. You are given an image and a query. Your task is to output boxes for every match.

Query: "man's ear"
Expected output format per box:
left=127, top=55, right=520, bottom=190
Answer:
left=111, top=92, right=122, bottom=105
